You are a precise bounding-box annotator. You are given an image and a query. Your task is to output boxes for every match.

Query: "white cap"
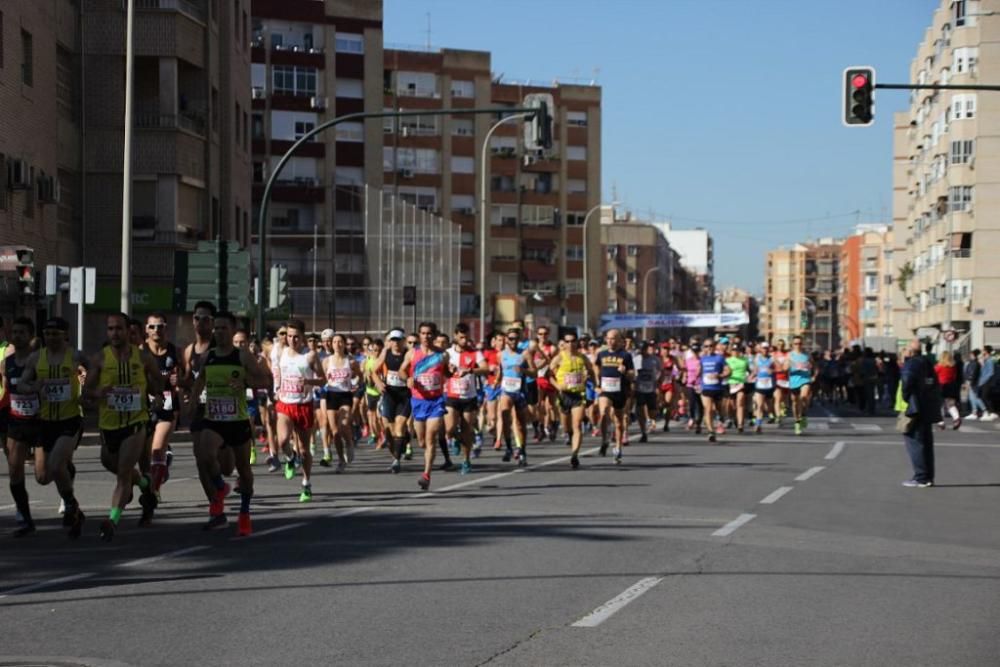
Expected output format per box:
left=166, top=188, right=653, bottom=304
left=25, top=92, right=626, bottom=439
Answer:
left=388, top=329, right=405, bottom=340
left=321, top=328, right=335, bottom=340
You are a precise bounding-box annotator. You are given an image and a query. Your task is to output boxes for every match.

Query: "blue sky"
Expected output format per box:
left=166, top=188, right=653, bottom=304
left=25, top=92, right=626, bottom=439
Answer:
left=384, top=0, right=941, bottom=295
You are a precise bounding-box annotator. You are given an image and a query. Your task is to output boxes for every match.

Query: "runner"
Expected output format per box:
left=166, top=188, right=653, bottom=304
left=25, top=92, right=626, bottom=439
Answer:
left=143, top=312, right=179, bottom=502
left=2, top=318, right=43, bottom=537
left=83, top=312, right=164, bottom=541
left=321, top=333, right=361, bottom=472
left=363, top=339, right=385, bottom=449
left=659, top=342, right=679, bottom=432
left=399, top=322, right=449, bottom=489
left=552, top=330, right=594, bottom=469
left=595, top=329, right=635, bottom=463
left=633, top=340, right=662, bottom=443
left=700, top=339, right=730, bottom=443
left=481, top=332, right=504, bottom=453
left=585, top=340, right=602, bottom=437
left=444, top=323, right=487, bottom=474
left=773, top=339, right=790, bottom=424
left=787, top=336, right=814, bottom=435
left=273, top=320, right=326, bottom=501
left=532, top=326, right=559, bottom=442
left=179, top=301, right=224, bottom=493
left=495, top=328, right=535, bottom=465
left=190, top=312, right=271, bottom=534
left=371, top=328, right=411, bottom=473
left=726, top=343, right=750, bottom=433
left=682, top=337, right=704, bottom=434
left=750, top=341, right=776, bottom=434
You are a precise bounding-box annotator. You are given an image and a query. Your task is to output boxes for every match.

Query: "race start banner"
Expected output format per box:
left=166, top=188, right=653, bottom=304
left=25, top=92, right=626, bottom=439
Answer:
left=598, top=312, right=750, bottom=332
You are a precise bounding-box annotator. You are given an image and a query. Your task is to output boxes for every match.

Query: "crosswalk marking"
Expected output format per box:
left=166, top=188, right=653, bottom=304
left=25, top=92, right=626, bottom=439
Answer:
left=851, top=423, right=882, bottom=432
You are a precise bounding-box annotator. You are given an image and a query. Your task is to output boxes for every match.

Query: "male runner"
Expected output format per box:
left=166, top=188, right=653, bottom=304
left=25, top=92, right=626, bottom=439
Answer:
left=596, top=329, right=635, bottom=463
left=399, top=322, right=449, bottom=489
left=552, top=330, right=594, bottom=469
left=633, top=340, right=662, bottom=443
left=787, top=336, right=814, bottom=435
left=190, top=312, right=271, bottom=534
left=273, top=320, right=326, bottom=501
left=143, top=312, right=179, bottom=500
left=371, top=328, right=411, bottom=473
left=2, top=318, right=43, bottom=536
left=750, top=341, right=776, bottom=434
left=532, top=326, right=559, bottom=441
left=496, top=328, right=535, bottom=465
left=700, top=340, right=730, bottom=443
left=83, top=313, right=164, bottom=540
left=444, top=323, right=487, bottom=474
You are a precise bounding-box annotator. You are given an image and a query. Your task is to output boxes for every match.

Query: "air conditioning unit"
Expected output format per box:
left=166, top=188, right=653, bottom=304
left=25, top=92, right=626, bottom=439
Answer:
left=38, top=175, right=59, bottom=204
left=7, top=159, right=30, bottom=189
left=274, top=44, right=287, bottom=51
left=399, top=169, right=414, bottom=178
left=461, top=207, right=475, bottom=216
left=523, top=155, right=537, bottom=166
left=310, top=96, right=326, bottom=111
left=252, top=87, right=266, bottom=100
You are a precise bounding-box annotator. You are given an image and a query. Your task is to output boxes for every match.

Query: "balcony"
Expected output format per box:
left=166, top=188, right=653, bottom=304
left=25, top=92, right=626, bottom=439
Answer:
left=134, top=111, right=207, bottom=136
left=135, top=0, right=206, bottom=23
left=253, top=179, right=324, bottom=204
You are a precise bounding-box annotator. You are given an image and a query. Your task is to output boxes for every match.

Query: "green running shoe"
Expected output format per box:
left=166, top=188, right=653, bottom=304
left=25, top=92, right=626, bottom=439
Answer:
left=284, top=460, right=295, bottom=480
left=794, top=420, right=802, bottom=436
left=249, top=446, right=257, bottom=465
left=299, top=485, right=313, bottom=503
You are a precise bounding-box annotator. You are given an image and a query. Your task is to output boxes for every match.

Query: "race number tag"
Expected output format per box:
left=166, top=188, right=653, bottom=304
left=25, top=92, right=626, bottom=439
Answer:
left=756, top=377, right=773, bottom=390
left=386, top=371, right=406, bottom=387
left=161, top=391, right=174, bottom=411
left=501, top=376, right=522, bottom=393
left=703, top=373, right=720, bottom=385
left=417, top=373, right=442, bottom=392
left=280, top=377, right=305, bottom=397
left=108, top=387, right=141, bottom=412
left=601, top=377, right=621, bottom=392
left=563, top=372, right=583, bottom=389
left=207, top=396, right=238, bottom=421
left=777, top=379, right=790, bottom=389
left=448, top=375, right=475, bottom=398
left=10, top=394, right=39, bottom=417
left=43, top=380, right=71, bottom=403
left=729, top=384, right=742, bottom=395
left=638, top=381, right=655, bottom=394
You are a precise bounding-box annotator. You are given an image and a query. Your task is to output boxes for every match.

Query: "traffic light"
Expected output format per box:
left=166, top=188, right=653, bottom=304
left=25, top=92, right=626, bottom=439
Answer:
left=45, top=265, right=71, bottom=296
left=843, top=66, right=875, bottom=126
left=524, top=93, right=554, bottom=151
left=268, top=264, right=289, bottom=310
left=15, top=249, right=35, bottom=297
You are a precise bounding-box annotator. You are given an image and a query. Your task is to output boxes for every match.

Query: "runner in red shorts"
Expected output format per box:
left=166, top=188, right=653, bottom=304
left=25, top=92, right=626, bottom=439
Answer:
left=273, top=319, right=325, bottom=502
left=533, top=326, right=559, bottom=441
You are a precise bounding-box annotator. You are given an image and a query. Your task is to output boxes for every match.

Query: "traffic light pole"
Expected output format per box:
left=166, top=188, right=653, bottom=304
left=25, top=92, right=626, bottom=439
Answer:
left=255, top=106, right=542, bottom=340
left=875, top=83, right=1000, bottom=92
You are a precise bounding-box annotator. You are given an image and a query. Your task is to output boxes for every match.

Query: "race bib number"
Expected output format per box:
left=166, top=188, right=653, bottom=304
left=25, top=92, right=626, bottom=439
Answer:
left=350, top=377, right=360, bottom=389
left=417, top=373, right=442, bottom=392
left=729, top=384, right=742, bottom=395
left=10, top=394, right=39, bottom=417
left=280, top=377, right=305, bottom=396
left=501, top=376, right=522, bottom=393
left=601, top=377, right=622, bottom=393
left=777, top=379, right=790, bottom=389
left=563, top=372, right=583, bottom=389
left=43, top=380, right=71, bottom=403
left=756, top=377, right=773, bottom=390
left=108, top=387, right=141, bottom=412
left=207, top=396, right=238, bottom=421
left=448, top=374, right=475, bottom=398
left=162, top=391, right=174, bottom=411
left=704, top=373, right=720, bottom=385
left=638, top=381, right=655, bottom=394
left=386, top=371, right=406, bottom=387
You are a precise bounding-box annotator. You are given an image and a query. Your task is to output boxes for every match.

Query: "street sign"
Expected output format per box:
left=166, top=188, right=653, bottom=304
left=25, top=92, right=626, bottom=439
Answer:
left=984, top=321, right=1000, bottom=328
left=69, top=267, right=96, bottom=305
left=943, top=329, right=957, bottom=343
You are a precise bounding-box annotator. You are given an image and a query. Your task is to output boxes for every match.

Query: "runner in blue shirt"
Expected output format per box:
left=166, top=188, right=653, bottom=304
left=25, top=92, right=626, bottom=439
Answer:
left=700, top=340, right=731, bottom=443
left=787, top=336, right=814, bottom=435
left=750, top=341, right=775, bottom=434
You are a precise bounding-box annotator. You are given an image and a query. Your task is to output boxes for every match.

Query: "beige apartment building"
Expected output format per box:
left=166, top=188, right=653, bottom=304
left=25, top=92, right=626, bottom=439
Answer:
left=839, top=224, right=895, bottom=344
left=764, top=240, right=841, bottom=350
left=893, top=0, right=1000, bottom=349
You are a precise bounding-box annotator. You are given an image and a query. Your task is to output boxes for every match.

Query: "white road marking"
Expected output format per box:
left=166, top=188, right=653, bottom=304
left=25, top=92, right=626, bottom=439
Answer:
left=0, top=500, right=42, bottom=511
left=812, top=422, right=830, bottom=431
left=571, top=576, right=664, bottom=627
left=239, top=521, right=308, bottom=540
left=712, top=513, right=756, bottom=537
left=852, top=423, right=882, bottom=432
left=816, top=404, right=841, bottom=422
left=825, top=441, right=846, bottom=460
left=956, top=425, right=986, bottom=434
left=119, top=545, right=209, bottom=568
left=416, top=446, right=602, bottom=498
left=795, top=466, right=826, bottom=481
left=759, top=486, right=794, bottom=505
left=0, top=572, right=95, bottom=599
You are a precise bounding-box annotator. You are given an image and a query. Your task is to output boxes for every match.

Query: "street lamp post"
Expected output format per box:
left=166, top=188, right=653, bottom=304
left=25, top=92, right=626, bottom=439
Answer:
left=642, top=265, right=662, bottom=340
left=120, top=0, right=135, bottom=315
left=479, top=113, right=531, bottom=341
left=581, top=202, right=618, bottom=335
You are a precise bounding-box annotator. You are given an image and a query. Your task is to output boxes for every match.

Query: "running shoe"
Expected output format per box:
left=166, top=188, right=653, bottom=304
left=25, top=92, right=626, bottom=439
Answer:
left=99, top=519, right=116, bottom=541
left=68, top=508, right=85, bottom=540
left=404, top=444, right=413, bottom=460
left=502, top=448, right=512, bottom=463
left=12, top=520, right=36, bottom=538
left=708, top=433, right=717, bottom=443
left=267, top=456, right=280, bottom=473
left=794, top=421, right=803, bottom=436
left=368, top=434, right=376, bottom=446
left=249, top=445, right=257, bottom=465
left=472, top=444, right=482, bottom=459
left=299, top=484, right=313, bottom=503
left=474, top=432, right=483, bottom=448
left=209, top=482, right=231, bottom=517
left=517, top=449, right=527, bottom=467
left=319, top=454, right=332, bottom=468
left=390, top=459, right=401, bottom=474
left=614, top=448, right=622, bottom=464
left=902, top=479, right=933, bottom=488
left=439, top=460, right=455, bottom=472
left=62, top=502, right=73, bottom=526
left=662, top=421, right=670, bottom=433
left=715, top=424, right=725, bottom=435
left=570, top=455, right=579, bottom=470
left=138, top=485, right=159, bottom=527
left=460, top=460, right=472, bottom=475
left=336, top=460, right=346, bottom=473
left=203, top=514, right=228, bottom=530
left=599, top=441, right=609, bottom=457
left=237, top=512, right=252, bottom=537
left=493, top=438, right=504, bottom=450
left=58, top=498, right=67, bottom=515
left=639, top=433, right=648, bottom=443
left=417, top=473, right=431, bottom=490
left=513, top=447, right=522, bottom=462
left=450, top=438, right=461, bottom=456
left=591, top=427, right=601, bottom=437
left=284, top=459, right=295, bottom=480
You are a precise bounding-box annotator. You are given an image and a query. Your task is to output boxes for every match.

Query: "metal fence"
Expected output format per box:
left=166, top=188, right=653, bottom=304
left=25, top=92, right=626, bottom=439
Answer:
left=288, top=185, right=462, bottom=336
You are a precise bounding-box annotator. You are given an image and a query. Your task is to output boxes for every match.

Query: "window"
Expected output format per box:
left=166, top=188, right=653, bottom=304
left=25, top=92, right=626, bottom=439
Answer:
left=627, top=245, right=639, bottom=256
left=253, top=162, right=265, bottom=183
left=251, top=113, right=264, bottom=140
left=607, top=298, right=618, bottom=313
left=336, top=78, right=364, bottom=99
left=566, top=145, right=587, bottom=161
left=953, top=46, right=978, bottom=73
left=627, top=271, right=638, bottom=284
left=565, top=211, right=585, bottom=226
left=627, top=301, right=639, bottom=313
left=606, top=246, right=618, bottom=259
left=566, top=245, right=584, bottom=261
left=955, top=0, right=967, bottom=27
left=273, top=66, right=317, bottom=97
left=460, top=233, right=474, bottom=248
left=490, top=204, right=517, bottom=227
left=950, top=139, right=974, bottom=164
left=396, top=71, right=438, bottom=98
left=397, top=188, right=438, bottom=211
left=389, top=147, right=440, bottom=173
left=607, top=272, right=618, bottom=284
left=450, top=80, right=474, bottom=97
left=400, top=114, right=438, bottom=136
left=522, top=205, right=554, bottom=226
left=952, top=93, right=976, bottom=119
left=20, top=29, right=32, bottom=86
left=451, top=194, right=475, bottom=211
left=334, top=166, right=363, bottom=185
left=864, top=274, right=879, bottom=295
left=335, top=121, right=363, bottom=142
left=949, top=185, right=973, bottom=211
left=294, top=121, right=315, bottom=141
left=451, top=119, right=474, bottom=136
left=335, top=33, right=363, bottom=54
left=567, top=179, right=587, bottom=194
left=451, top=156, right=474, bottom=174
left=567, top=110, right=588, bottom=127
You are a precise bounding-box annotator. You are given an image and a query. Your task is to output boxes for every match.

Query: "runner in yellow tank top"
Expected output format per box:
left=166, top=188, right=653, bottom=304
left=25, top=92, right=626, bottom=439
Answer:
left=82, top=313, right=164, bottom=542
left=551, top=332, right=597, bottom=469
left=17, top=317, right=89, bottom=538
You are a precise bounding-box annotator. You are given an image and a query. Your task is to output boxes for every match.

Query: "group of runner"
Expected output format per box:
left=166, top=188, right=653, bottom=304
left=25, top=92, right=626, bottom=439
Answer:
left=2, top=305, right=816, bottom=541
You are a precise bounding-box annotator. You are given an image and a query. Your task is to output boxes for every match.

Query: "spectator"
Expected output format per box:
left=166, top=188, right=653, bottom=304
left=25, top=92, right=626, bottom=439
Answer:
left=934, top=351, right=962, bottom=430
left=964, top=349, right=984, bottom=419
left=899, top=339, right=941, bottom=487
left=976, top=345, right=998, bottom=421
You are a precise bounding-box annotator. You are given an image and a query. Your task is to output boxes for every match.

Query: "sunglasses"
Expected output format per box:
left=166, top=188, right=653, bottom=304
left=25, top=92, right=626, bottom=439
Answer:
left=506, top=337, right=519, bottom=341
left=147, top=323, right=166, bottom=330
left=193, top=315, right=212, bottom=321
left=278, top=331, right=287, bottom=336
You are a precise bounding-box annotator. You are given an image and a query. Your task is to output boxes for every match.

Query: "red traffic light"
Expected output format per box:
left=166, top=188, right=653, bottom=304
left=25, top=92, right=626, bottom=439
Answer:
left=851, top=73, right=869, bottom=89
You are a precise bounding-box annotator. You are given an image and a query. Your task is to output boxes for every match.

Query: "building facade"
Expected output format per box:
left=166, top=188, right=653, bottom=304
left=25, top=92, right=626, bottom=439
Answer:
left=764, top=239, right=841, bottom=350
left=894, top=0, right=1000, bottom=350
left=839, top=225, right=894, bottom=344
left=650, top=222, right=714, bottom=310
left=714, top=286, right=760, bottom=341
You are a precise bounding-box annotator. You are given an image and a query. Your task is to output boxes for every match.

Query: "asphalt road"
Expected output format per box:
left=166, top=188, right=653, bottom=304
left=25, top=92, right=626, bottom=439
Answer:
left=2, top=405, right=999, bottom=667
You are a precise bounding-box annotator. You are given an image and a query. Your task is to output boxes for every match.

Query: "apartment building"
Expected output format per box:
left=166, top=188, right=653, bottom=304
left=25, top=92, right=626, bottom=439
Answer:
left=894, top=0, right=1000, bottom=350
left=600, top=221, right=674, bottom=319
left=250, top=0, right=383, bottom=327
left=382, top=47, right=602, bottom=335
left=650, top=222, right=714, bottom=310
left=764, top=239, right=841, bottom=350
left=839, top=224, right=895, bottom=343
left=714, top=286, right=760, bottom=341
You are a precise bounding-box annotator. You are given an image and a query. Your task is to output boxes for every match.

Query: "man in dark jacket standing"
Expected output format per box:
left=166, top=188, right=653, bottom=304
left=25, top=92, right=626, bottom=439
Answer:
left=900, top=339, right=941, bottom=488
